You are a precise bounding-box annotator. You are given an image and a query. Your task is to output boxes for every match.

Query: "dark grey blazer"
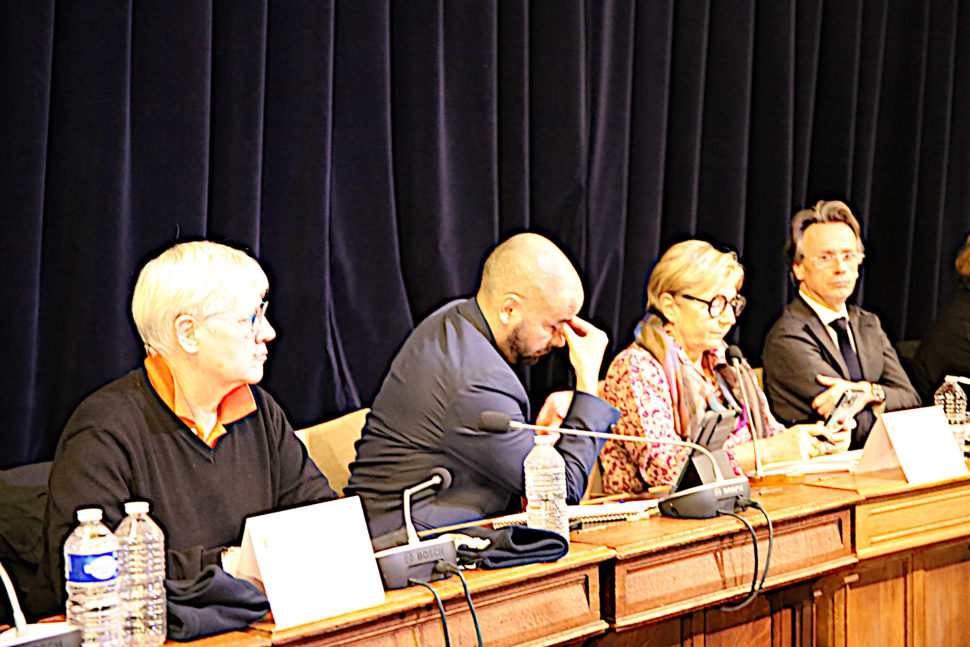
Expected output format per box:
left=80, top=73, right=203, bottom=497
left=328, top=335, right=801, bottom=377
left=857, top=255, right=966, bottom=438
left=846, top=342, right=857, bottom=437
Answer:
left=345, top=298, right=621, bottom=540
left=762, top=296, right=920, bottom=447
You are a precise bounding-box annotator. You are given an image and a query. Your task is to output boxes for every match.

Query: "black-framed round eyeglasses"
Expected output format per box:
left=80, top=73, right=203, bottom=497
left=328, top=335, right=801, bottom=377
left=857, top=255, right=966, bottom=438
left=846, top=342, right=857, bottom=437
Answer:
left=679, top=293, right=746, bottom=318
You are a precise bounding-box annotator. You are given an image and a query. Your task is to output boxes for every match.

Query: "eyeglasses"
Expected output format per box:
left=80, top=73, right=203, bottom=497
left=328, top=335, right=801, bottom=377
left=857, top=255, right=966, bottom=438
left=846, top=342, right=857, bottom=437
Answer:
left=806, top=251, right=865, bottom=267
left=679, top=293, right=746, bottom=318
left=209, top=300, right=269, bottom=337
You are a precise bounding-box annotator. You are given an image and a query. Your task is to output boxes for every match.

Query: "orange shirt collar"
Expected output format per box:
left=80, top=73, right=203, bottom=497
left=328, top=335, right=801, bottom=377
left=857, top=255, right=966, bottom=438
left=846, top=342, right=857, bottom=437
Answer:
left=144, top=353, right=257, bottom=447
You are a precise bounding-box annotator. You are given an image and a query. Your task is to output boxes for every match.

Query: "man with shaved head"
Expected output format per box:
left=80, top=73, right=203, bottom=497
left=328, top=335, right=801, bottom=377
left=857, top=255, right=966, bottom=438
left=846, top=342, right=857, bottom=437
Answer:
left=346, top=233, right=621, bottom=542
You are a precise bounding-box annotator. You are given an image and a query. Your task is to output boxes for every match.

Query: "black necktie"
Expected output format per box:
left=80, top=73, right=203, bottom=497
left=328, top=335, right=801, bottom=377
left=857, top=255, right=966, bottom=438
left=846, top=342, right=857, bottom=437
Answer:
left=829, top=317, right=872, bottom=449
left=829, top=317, right=863, bottom=381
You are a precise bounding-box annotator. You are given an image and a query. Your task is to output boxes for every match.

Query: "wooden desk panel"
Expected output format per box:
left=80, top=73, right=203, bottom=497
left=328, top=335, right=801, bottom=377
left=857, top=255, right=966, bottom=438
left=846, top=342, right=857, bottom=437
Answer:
left=854, top=477, right=970, bottom=559
left=913, top=537, right=970, bottom=646
left=807, top=471, right=970, bottom=647
left=250, top=543, right=614, bottom=647
left=802, top=467, right=970, bottom=559
left=576, top=484, right=858, bottom=630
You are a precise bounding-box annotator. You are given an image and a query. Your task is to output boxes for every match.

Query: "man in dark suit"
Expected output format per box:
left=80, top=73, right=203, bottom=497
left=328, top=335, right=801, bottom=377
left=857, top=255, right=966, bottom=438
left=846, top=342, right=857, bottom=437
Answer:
left=762, top=201, right=919, bottom=448
left=346, top=233, right=621, bottom=543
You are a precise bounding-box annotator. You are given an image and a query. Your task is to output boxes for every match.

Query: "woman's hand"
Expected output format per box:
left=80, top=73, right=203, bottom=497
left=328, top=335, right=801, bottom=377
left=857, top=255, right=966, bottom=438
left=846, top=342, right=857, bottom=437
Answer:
left=818, top=427, right=852, bottom=454
left=786, top=423, right=851, bottom=458
left=761, top=424, right=817, bottom=462
left=762, top=423, right=848, bottom=462
left=737, top=422, right=852, bottom=473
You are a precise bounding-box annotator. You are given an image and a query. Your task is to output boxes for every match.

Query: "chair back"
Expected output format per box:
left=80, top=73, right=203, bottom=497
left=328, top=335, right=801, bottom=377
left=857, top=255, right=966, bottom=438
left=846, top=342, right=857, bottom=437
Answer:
left=295, top=409, right=370, bottom=496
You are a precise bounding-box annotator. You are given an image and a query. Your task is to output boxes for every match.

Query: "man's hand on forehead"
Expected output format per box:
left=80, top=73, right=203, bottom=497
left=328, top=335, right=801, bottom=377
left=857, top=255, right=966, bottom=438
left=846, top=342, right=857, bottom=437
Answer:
left=562, top=316, right=609, bottom=395
left=565, top=317, right=589, bottom=336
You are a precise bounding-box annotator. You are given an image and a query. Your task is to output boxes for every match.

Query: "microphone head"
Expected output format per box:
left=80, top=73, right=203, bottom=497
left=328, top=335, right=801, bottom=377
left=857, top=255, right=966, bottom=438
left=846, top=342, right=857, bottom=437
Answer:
left=478, top=411, right=512, bottom=433
left=726, top=345, right=744, bottom=365
left=428, top=467, right=452, bottom=491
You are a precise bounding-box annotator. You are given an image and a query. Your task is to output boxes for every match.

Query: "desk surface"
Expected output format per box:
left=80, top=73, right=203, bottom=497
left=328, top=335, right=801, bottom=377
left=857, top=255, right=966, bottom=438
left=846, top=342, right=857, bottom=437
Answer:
left=249, top=541, right=614, bottom=647
left=573, top=482, right=860, bottom=559
left=180, top=470, right=970, bottom=646
left=802, top=465, right=969, bottom=496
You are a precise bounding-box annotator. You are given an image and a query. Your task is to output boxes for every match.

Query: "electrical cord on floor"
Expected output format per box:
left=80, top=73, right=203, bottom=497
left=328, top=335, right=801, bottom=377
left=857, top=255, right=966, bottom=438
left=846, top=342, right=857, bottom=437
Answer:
left=717, top=498, right=774, bottom=612
left=435, top=562, right=483, bottom=647
left=408, top=578, right=450, bottom=646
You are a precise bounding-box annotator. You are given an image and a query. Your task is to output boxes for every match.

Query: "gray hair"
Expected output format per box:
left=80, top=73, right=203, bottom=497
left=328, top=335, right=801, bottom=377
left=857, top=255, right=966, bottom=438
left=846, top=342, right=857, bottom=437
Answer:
left=786, top=200, right=864, bottom=267
left=131, top=241, right=268, bottom=355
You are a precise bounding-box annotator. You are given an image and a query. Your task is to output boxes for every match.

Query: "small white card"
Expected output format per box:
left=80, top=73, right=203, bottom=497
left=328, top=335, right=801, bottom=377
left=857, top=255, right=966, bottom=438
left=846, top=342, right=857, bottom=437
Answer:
left=235, top=497, right=385, bottom=630
left=857, top=406, right=969, bottom=485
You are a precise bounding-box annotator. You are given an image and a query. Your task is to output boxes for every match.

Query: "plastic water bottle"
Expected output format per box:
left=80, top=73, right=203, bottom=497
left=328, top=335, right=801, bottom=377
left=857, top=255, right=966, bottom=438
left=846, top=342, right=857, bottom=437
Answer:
left=116, top=501, right=167, bottom=647
left=935, top=376, right=970, bottom=450
left=64, top=508, right=124, bottom=647
left=524, top=434, right=569, bottom=548
left=934, top=376, right=968, bottom=424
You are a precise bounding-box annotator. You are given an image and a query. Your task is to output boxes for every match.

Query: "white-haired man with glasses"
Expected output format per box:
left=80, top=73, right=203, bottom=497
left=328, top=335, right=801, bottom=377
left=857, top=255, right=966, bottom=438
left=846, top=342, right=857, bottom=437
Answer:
left=38, top=240, right=336, bottom=612
left=762, top=201, right=919, bottom=449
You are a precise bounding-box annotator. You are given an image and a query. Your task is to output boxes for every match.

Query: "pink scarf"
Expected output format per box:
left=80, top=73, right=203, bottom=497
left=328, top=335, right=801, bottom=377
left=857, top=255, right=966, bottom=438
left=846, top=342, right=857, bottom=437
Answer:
left=635, top=314, right=766, bottom=440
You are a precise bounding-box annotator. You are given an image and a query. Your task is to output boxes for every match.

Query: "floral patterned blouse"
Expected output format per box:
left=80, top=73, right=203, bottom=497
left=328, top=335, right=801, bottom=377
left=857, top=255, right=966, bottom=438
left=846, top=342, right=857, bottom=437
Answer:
left=599, top=339, right=785, bottom=494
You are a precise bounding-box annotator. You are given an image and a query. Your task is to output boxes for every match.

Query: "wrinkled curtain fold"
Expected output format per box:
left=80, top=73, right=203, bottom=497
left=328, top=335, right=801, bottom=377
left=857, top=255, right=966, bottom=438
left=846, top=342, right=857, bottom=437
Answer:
left=2, top=0, right=969, bottom=468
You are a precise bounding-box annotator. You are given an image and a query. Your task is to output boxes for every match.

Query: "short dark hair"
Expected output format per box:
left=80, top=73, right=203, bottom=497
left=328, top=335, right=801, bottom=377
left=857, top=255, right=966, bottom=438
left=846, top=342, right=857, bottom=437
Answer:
left=785, top=200, right=865, bottom=268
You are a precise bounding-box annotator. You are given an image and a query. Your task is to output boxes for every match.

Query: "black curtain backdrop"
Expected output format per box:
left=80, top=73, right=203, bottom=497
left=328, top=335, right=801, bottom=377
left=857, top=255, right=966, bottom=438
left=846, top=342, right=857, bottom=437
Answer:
left=3, top=0, right=970, bottom=469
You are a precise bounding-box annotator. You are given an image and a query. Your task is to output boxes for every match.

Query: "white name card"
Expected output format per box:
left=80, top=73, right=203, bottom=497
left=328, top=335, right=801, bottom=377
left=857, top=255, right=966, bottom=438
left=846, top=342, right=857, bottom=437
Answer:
left=857, top=406, right=969, bottom=485
left=235, top=497, right=385, bottom=630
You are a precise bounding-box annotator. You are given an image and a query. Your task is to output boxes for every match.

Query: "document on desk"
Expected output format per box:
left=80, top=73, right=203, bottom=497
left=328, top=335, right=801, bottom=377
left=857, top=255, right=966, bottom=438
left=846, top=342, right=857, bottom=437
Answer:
left=236, top=497, right=385, bottom=630
left=759, top=450, right=863, bottom=477
left=491, top=500, right=658, bottom=528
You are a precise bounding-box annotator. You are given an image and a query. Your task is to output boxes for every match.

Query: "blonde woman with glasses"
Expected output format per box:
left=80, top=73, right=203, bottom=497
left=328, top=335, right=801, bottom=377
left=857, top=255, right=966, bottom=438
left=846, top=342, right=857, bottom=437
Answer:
left=599, top=240, right=844, bottom=494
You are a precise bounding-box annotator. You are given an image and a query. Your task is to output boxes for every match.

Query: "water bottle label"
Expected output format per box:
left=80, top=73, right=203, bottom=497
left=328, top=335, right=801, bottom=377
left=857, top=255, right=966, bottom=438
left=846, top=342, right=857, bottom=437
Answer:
left=67, top=551, right=118, bottom=583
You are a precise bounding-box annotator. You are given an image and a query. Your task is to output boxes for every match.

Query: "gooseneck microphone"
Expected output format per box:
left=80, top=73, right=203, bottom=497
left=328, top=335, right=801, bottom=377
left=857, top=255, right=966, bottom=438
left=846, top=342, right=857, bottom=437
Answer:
left=479, top=410, right=770, bottom=608
left=477, top=411, right=750, bottom=518
left=403, top=467, right=453, bottom=544
left=478, top=411, right=725, bottom=481
left=727, top=345, right=764, bottom=478
left=374, top=467, right=459, bottom=590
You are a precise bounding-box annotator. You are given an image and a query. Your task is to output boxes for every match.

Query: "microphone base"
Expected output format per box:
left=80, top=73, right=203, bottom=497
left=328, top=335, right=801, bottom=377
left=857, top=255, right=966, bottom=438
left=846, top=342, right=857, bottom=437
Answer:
left=374, top=536, right=458, bottom=590
left=0, top=623, right=80, bottom=647
left=659, top=476, right=750, bottom=519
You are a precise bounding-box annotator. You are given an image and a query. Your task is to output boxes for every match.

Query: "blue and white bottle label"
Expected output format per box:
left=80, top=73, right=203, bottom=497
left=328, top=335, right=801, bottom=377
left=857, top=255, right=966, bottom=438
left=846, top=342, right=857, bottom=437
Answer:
left=67, top=552, right=118, bottom=583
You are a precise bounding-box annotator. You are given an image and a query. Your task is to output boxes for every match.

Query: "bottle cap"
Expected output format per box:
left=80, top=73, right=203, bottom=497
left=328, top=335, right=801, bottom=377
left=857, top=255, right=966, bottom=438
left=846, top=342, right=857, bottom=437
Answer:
left=124, top=501, right=150, bottom=514
left=533, top=433, right=557, bottom=445
left=76, top=508, right=103, bottom=522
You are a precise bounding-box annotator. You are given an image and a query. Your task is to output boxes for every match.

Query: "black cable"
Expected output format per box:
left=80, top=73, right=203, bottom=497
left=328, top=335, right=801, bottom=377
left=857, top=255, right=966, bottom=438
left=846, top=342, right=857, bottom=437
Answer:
left=408, top=578, right=450, bottom=647
left=717, top=498, right=775, bottom=612
left=716, top=508, right=760, bottom=611
left=436, top=562, right=483, bottom=647
left=746, top=500, right=773, bottom=591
